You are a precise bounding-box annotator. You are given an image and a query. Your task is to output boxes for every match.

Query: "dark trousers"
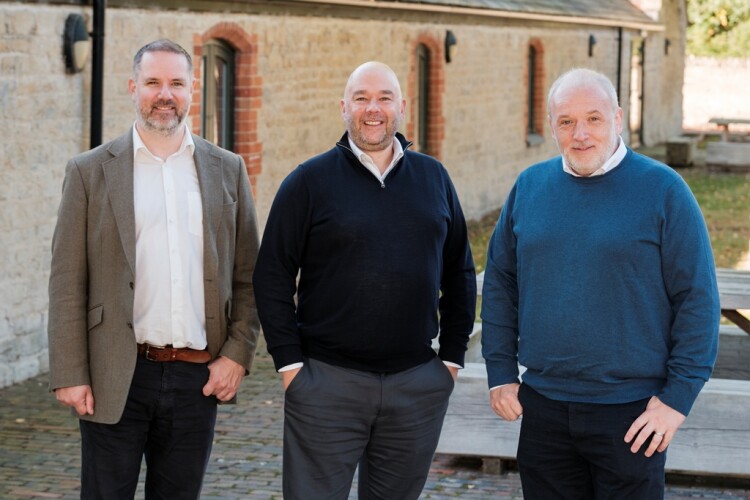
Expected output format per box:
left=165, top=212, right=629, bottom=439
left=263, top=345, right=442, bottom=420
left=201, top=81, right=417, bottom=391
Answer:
left=282, top=357, right=455, bottom=500
left=79, top=356, right=217, bottom=499
left=517, top=383, right=666, bottom=500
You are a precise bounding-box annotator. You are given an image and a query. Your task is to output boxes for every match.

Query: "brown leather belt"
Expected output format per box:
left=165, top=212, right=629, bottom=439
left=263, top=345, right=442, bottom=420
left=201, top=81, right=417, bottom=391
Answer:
left=137, top=343, right=212, bottom=364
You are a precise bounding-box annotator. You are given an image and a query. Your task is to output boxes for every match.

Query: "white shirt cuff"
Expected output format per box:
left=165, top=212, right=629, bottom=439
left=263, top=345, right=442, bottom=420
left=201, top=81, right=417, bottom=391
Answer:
left=278, top=362, right=304, bottom=373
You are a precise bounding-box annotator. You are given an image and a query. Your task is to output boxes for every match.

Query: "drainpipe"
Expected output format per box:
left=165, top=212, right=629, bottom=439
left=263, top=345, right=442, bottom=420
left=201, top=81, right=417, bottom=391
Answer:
left=616, top=27, right=623, bottom=104
left=90, top=0, right=105, bottom=148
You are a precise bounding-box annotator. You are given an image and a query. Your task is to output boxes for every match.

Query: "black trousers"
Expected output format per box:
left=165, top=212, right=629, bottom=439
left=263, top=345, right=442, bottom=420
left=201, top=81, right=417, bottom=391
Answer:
left=282, top=357, right=455, bottom=500
left=517, top=383, right=666, bottom=500
left=79, top=356, right=217, bottom=499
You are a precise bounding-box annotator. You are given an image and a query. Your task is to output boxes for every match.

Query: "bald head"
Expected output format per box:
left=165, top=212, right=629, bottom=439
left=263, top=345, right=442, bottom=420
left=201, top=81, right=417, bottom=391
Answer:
left=343, top=61, right=403, bottom=101
left=340, top=61, right=405, bottom=154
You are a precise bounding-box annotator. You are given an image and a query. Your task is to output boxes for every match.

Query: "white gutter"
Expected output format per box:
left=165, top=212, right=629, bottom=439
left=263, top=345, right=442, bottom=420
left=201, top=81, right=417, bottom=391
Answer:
left=286, top=0, right=664, bottom=32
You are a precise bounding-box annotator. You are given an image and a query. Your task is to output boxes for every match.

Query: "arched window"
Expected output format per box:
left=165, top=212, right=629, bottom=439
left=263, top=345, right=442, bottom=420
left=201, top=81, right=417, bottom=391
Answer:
left=201, top=40, right=235, bottom=150
left=526, top=39, right=545, bottom=146
left=416, top=44, right=430, bottom=153
left=408, top=34, right=445, bottom=160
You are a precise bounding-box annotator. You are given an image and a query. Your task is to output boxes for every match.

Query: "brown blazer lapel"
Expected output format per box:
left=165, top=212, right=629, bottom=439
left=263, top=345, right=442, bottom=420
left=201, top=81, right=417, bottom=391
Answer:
left=193, top=136, right=224, bottom=279
left=101, top=133, right=136, bottom=276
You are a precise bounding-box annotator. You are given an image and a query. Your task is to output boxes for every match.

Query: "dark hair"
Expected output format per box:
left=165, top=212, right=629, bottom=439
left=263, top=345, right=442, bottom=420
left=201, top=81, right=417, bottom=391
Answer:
left=132, top=39, right=193, bottom=78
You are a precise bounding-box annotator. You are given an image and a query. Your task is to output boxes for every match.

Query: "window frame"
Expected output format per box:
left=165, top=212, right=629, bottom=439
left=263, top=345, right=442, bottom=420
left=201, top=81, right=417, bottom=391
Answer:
left=201, top=39, right=235, bottom=151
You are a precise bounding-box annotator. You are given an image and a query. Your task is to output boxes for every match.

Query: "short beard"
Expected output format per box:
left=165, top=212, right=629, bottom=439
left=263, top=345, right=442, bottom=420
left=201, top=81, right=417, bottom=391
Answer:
left=136, top=102, right=186, bottom=137
left=345, top=116, right=400, bottom=152
left=559, top=134, right=619, bottom=177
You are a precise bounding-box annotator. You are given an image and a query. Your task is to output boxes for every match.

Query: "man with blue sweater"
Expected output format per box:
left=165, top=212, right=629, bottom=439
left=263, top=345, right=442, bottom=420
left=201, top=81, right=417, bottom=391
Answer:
left=253, top=61, right=476, bottom=499
left=481, top=68, right=720, bottom=498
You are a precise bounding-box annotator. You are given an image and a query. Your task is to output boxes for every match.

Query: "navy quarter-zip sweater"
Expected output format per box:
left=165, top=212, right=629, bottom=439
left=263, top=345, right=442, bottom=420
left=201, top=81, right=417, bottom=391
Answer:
left=253, top=133, right=477, bottom=373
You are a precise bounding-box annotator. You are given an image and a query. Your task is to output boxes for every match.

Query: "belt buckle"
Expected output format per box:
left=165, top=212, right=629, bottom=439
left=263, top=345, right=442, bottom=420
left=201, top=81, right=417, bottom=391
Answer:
left=144, top=344, right=159, bottom=362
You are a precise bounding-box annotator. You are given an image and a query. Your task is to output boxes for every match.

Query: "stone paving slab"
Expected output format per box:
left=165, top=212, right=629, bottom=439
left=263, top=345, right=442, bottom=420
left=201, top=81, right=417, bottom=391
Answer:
left=1, top=343, right=749, bottom=499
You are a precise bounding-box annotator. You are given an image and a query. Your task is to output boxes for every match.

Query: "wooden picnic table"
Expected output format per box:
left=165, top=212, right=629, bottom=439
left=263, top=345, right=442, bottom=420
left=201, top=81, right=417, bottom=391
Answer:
left=716, top=267, right=750, bottom=335
left=709, top=117, right=750, bottom=142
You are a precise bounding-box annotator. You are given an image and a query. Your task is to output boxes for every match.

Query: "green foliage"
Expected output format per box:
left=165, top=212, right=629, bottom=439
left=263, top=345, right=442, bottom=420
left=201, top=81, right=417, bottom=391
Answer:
left=687, top=0, right=750, bottom=57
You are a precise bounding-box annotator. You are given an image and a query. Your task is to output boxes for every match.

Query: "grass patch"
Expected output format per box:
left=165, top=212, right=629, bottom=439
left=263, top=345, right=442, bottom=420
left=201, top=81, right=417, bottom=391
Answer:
left=467, top=208, right=500, bottom=274
left=681, top=169, right=750, bottom=268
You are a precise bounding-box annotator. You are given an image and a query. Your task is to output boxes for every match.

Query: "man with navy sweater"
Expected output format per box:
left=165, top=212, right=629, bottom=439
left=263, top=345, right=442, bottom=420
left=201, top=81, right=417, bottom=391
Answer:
left=253, top=61, right=476, bottom=499
left=481, top=68, right=720, bottom=498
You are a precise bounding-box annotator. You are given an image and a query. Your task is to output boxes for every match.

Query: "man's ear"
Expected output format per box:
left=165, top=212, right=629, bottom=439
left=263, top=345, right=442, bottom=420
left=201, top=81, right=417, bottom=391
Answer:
left=614, top=107, right=624, bottom=135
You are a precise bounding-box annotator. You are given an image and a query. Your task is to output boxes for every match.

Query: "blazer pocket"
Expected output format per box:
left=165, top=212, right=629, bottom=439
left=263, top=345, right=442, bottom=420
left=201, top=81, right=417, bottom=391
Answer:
left=87, top=304, right=103, bottom=331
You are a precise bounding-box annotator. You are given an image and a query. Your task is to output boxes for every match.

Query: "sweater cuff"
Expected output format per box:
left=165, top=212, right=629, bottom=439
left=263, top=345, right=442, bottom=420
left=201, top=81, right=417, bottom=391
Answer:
left=658, top=377, right=705, bottom=417
left=269, top=345, right=304, bottom=372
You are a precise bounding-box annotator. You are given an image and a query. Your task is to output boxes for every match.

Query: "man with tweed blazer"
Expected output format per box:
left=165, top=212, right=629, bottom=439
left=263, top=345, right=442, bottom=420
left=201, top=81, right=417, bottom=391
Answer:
left=48, top=39, right=260, bottom=498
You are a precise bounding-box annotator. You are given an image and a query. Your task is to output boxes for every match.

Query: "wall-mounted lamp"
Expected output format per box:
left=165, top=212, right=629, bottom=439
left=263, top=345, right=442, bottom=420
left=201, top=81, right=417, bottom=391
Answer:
left=445, top=30, right=457, bottom=63
left=664, top=38, right=671, bottom=56
left=63, top=13, right=90, bottom=74
left=588, top=34, right=597, bottom=57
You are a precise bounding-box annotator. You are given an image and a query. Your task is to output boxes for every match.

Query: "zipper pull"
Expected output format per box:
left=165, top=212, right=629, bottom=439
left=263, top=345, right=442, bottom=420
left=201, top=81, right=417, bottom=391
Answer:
left=380, top=181, right=385, bottom=189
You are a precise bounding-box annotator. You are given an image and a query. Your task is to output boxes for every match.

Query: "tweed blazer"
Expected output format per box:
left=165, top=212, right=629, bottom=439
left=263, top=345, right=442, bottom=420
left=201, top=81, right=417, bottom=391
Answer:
left=48, top=129, right=260, bottom=424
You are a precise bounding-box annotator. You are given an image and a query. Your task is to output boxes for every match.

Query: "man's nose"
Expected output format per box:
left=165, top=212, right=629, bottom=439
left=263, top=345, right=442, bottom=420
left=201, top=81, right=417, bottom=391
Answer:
left=157, top=84, right=173, bottom=99
left=365, top=99, right=380, bottom=112
left=573, top=122, right=589, bottom=141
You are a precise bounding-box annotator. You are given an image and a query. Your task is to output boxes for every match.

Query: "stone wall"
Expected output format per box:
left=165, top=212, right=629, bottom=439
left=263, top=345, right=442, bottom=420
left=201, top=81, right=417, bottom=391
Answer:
left=683, top=56, right=750, bottom=133
left=0, top=1, right=678, bottom=386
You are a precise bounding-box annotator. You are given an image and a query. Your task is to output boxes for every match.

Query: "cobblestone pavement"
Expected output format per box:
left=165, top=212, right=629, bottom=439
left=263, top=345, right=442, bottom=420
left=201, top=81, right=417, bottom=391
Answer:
left=1, top=345, right=748, bottom=499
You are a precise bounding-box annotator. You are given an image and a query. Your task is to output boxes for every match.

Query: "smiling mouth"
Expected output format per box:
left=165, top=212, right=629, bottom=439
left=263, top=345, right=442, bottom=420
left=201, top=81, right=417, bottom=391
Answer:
left=364, top=120, right=383, bottom=126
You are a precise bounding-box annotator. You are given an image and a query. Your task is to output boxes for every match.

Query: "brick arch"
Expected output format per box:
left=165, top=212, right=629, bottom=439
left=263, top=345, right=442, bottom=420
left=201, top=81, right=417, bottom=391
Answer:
left=407, top=33, right=446, bottom=161
left=192, top=23, right=262, bottom=191
left=525, top=38, right=546, bottom=140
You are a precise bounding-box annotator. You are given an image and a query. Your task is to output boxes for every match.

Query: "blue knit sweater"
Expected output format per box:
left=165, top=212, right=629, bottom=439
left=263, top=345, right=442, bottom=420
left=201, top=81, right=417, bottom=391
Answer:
left=254, top=133, right=476, bottom=373
left=481, top=149, right=720, bottom=416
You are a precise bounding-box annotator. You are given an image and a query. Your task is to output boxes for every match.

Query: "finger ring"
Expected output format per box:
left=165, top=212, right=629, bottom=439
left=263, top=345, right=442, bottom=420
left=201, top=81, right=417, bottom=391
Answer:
left=654, top=432, right=664, bottom=437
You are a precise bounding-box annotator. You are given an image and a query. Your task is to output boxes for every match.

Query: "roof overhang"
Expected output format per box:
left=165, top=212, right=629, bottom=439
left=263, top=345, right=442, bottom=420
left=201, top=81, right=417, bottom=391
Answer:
left=286, top=0, right=664, bottom=31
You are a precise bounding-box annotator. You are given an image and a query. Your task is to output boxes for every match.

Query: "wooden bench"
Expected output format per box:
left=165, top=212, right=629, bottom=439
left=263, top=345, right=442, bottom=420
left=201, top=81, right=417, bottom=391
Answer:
left=706, top=141, right=750, bottom=171
left=709, top=117, right=750, bottom=142
left=717, top=268, right=750, bottom=335
left=437, top=271, right=750, bottom=477
left=437, top=360, right=750, bottom=477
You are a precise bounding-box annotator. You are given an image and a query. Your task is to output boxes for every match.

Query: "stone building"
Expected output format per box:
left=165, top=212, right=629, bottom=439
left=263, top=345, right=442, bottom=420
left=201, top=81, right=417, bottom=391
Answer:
left=0, top=0, right=685, bottom=386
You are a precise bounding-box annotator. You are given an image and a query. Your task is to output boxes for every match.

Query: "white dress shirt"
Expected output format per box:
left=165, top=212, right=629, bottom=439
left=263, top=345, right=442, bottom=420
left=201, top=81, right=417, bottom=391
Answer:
left=132, top=124, right=207, bottom=349
left=347, top=135, right=404, bottom=182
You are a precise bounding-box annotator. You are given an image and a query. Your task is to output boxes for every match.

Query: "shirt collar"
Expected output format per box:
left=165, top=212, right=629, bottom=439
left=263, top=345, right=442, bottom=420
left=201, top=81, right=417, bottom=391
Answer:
left=562, top=136, right=626, bottom=177
left=132, top=122, right=195, bottom=161
left=347, top=134, right=404, bottom=181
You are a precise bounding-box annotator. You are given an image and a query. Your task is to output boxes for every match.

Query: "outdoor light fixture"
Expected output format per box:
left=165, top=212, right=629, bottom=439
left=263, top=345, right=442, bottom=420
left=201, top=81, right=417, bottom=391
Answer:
left=664, top=38, right=672, bottom=55
left=63, top=13, right=90, bottom=74
left=445, top=30, right=457, bottom=63
left=588, top=34, right=597, bottom=57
